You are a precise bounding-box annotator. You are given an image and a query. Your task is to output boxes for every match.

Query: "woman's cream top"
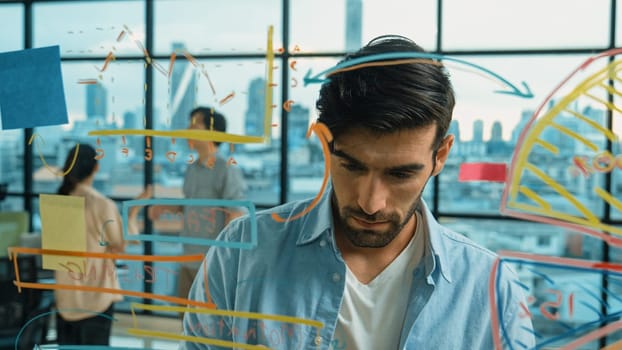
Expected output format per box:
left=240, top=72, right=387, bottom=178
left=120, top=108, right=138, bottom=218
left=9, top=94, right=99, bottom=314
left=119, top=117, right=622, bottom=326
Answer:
left=54, top=184, right=136, bottom=321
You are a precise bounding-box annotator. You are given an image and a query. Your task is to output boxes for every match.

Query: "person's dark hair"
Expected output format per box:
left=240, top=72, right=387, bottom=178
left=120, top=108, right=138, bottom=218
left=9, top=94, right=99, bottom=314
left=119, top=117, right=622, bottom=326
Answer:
left=190, top=106, right=227, bottom=147
left=57, top=144, right=98, bottom=195
left=316, top=34, right=455, bottom=150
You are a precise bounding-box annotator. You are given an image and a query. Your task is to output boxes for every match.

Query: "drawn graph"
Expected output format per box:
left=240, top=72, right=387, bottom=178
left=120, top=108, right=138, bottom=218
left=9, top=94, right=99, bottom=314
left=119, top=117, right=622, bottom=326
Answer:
left=495, top=49, right=622, bottom=349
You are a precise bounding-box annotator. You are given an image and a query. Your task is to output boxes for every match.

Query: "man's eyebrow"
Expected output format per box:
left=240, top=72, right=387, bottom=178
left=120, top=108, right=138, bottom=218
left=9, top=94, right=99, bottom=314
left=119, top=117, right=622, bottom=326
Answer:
left=387, top=163, right=426, bottom=172
left=332, top=147, right=426, bottom=172
left=331, top=148, right=362, bottom=164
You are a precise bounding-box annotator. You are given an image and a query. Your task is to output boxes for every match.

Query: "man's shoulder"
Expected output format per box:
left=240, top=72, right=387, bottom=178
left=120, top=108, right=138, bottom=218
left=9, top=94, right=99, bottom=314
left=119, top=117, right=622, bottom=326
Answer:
left=223, top=196, right=324, bottom=242
left=437, top=226, right=497, bottom=258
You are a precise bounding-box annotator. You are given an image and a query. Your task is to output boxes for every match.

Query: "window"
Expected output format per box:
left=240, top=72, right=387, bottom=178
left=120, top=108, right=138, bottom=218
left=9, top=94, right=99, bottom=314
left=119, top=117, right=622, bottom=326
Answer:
left=4, top=2, right=622, bottom=347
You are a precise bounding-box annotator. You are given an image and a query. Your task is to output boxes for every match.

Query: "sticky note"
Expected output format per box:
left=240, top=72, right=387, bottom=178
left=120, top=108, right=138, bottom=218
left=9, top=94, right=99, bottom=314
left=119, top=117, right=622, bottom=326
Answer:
left=0, top=46, right=68, bottom=130
left=458, top=162, right=507, bottom=182
left=40, top=194, right=86, bottom=270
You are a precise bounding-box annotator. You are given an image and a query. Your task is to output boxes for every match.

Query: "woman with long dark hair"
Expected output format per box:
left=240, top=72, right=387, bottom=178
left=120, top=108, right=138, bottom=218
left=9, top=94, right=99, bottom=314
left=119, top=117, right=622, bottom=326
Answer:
left=54, top=143, right=151, bottom=345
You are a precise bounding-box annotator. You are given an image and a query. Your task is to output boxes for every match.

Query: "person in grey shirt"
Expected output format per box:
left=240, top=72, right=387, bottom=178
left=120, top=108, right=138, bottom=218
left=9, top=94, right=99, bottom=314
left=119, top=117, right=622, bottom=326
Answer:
left=149, top=106, right=246, bottom=307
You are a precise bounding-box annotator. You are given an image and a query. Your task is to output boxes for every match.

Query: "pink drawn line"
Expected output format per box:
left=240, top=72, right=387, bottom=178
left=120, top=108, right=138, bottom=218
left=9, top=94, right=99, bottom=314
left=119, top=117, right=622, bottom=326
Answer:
left=499, top=209, right=622, bottom=248
left=559, top=319, right=622, bottom=350
left=498, top=250, right=622, bottom=272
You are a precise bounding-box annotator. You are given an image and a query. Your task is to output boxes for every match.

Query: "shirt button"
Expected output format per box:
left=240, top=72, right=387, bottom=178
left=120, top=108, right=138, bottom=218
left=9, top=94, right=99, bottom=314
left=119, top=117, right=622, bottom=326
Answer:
left=319, top=240, right=326, bottom=247
left=332, top=273, right=341, bottom=282
left=315, top=336, right=322, bottom=345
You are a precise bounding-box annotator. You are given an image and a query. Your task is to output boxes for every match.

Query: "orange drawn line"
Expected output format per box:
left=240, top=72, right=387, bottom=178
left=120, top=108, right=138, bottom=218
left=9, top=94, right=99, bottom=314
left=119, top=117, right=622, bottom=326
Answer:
left=200, top=68, right=217, bottom=95
left=8, top=247, right=204, bottom=263
left=183, top=50, right=199, bottom=67
left=152, top=61, right=168, bottom=77
left=77, top=79, right=98, bottom=85
left=518, top=302, right=531, bottom=318
left=271, top=122, right=332, bottom=222
left=289, top=60, right=297, bottom=71
left=283, top=100, right=294, bottom=112
left=327, top=58, right=441, bottom=77
left=183, top=50, right=216, bottom=94
left=219, top=92, right=235, bottom=106
left=168, top=52, right=176, bottom=79
left=123, top=24, right=150, bottom=61
left=559, top=319, right=622, bottom=350
left=14, top=280, right=216, bottom=309
left=116, top=30, right=126, bottom=42
left=98, top=52, right=115, bottom=72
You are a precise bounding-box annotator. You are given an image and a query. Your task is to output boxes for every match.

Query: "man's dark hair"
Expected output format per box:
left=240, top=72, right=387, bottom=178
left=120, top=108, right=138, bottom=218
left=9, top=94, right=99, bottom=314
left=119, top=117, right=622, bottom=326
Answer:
left=190, top=106, right=227, bottom=146
left=316, top=35, right=455, bottom=150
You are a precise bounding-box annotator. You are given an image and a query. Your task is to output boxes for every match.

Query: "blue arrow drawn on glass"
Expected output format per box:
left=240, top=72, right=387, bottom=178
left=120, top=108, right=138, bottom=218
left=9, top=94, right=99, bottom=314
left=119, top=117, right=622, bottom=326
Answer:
left=303, top=51, right=533, bottom=99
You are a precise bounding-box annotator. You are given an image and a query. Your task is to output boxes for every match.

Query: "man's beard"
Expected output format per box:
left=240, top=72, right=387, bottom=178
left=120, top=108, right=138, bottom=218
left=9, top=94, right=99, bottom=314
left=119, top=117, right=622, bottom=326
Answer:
left=333, top=192, right=422, bottom=248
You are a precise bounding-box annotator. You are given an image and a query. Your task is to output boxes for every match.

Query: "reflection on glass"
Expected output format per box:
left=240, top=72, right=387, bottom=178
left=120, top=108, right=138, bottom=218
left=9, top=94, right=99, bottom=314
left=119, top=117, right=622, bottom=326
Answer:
left=154, top=0, right=281, bottom=55
left=291, top=0, right=436, bottom=53
left=441, top=218, right=603, bottom=349
left=442, top=0, right=610, bottom=50
left=0, top=130, right=24, bottom=193
left=0, top=4, right=23, bottom=52
left=0, top=196, right=24, bottom=213
left=442, top=55, right=596, bottom=215
left=286, top=58, right=337, bottom=202
left=33, top=61, right=145, bottom=197
left=33, top=1, right=144, bottom=57
left=114, top=242, right=145, bottom=312
left=610, top=94, right=622, bottom=220
left=152, top=57, right=281, bottom=206
left=151, top=241, right=183, bottom=316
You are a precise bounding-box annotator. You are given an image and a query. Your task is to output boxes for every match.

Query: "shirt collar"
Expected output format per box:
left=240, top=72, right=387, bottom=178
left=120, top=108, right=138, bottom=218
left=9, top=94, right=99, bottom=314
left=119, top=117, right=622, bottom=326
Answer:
left=292, top=187, right=453, bottom=283
left=419, top=199, right=453, bottom=283
left=295, top=185, right=334, bottom=246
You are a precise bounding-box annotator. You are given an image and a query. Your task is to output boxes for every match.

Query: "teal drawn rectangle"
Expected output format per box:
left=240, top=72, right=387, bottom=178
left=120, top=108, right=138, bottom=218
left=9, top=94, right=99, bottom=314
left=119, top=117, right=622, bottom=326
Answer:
left=121, top=198, right=257, bottom=249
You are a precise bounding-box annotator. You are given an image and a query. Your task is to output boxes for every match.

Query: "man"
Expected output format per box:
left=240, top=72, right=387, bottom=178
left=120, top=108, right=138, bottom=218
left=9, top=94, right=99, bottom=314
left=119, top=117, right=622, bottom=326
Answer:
left=180, top=36, right=534, bottom=349
left=149, top=107, right=246, bottom=305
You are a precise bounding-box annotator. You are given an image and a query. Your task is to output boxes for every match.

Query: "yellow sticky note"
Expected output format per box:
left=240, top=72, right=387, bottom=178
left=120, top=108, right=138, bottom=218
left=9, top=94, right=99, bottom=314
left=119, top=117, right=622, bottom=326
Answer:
left=40, top=194, right=86, bottom=270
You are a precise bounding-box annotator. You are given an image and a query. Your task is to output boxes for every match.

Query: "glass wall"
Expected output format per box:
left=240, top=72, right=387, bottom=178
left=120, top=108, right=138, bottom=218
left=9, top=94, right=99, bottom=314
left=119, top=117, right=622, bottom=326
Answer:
left=1, top=1, right=621, bottom=348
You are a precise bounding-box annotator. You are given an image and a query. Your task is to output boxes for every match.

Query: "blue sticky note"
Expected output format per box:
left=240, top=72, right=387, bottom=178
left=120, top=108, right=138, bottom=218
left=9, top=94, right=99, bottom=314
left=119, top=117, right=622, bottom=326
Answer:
left=0, top=46, right=68, bottom=130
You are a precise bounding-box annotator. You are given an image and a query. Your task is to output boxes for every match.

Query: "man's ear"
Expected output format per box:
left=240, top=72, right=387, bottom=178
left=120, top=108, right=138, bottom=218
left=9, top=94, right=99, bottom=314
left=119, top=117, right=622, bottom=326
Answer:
left=431, top=134, right=454, bottom=177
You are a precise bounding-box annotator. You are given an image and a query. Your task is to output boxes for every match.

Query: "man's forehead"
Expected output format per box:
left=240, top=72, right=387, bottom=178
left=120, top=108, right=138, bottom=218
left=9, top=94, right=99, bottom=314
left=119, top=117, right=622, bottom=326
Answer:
left=333, top=126, right=437, bottom=150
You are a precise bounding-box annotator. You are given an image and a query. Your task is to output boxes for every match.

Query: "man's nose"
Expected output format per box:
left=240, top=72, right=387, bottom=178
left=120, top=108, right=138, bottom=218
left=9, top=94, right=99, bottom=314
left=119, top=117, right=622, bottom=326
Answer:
left=357, top=176, right=388, bottom=215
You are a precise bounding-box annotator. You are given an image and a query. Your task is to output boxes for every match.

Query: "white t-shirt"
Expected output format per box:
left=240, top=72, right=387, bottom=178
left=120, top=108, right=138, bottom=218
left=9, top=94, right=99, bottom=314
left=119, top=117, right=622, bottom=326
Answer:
left=330, top=211, right=426, bottom=350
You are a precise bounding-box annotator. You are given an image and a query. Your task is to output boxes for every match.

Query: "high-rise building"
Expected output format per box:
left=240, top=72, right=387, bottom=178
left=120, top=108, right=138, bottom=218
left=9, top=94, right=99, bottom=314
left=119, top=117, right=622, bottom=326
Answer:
left=473, top=119, right=484, bottom=143
left=169, top=42, right=196, bottom=131
left=123, top=111, right=139, bottom=130
left=448, top=120, right=460, bottom=142
left=345, top=0, right=363, bottom=52
left=244, top=77, right=266, bottom=137
left=288, top=104, right=310, bottom=149
left=511, top=109, right=533, bottom=145
left=86, top=83, right=107, bottom=120
left=490, top=121, right=503, bottom=142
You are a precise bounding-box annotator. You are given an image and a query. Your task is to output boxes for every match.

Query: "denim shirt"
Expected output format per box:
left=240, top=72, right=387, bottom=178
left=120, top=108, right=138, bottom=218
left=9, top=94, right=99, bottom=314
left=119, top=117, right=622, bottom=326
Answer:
left=180, top=189, right=535, bottom=350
